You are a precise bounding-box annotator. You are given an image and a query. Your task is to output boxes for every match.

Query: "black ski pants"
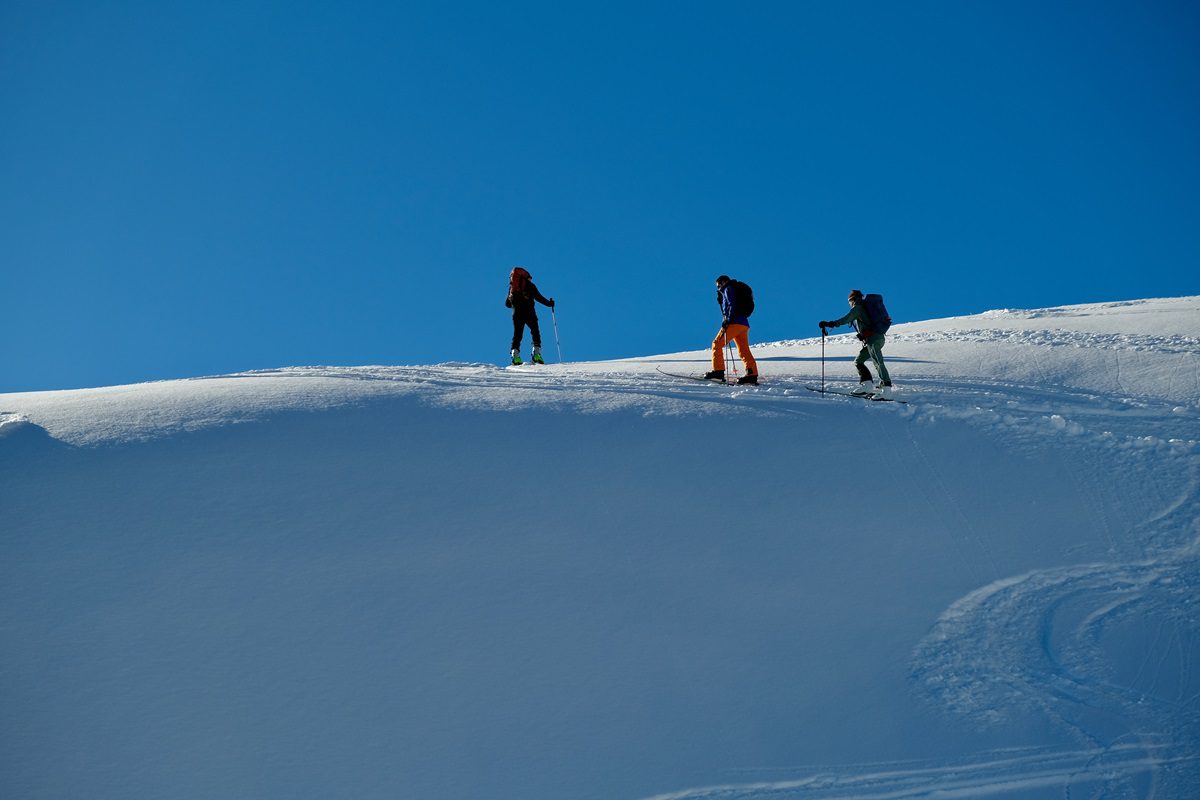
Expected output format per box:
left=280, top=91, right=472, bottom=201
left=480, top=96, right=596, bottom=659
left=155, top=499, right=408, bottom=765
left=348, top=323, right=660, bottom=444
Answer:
left=511, top=311, right=541, bottom=351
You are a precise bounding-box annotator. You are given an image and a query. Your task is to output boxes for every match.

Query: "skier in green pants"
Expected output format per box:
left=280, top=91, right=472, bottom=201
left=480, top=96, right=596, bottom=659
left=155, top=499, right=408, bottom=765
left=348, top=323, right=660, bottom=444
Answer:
left=820, top=289, right=892, bottom=393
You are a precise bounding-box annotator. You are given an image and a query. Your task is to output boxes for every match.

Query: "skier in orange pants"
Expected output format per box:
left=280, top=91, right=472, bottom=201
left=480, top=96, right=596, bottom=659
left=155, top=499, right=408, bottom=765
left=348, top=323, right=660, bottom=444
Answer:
left=705, top=275, right=758, bottom=385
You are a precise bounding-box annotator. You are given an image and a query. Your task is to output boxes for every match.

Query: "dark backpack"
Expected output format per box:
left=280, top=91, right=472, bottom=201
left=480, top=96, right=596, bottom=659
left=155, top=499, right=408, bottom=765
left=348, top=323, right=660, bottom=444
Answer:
left=730, top=280, right=755, bottom=318
left=862, top=293, right=891, bottom=335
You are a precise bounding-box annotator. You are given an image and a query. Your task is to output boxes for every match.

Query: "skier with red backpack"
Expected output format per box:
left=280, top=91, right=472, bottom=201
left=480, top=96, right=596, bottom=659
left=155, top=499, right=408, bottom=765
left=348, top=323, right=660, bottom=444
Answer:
left=820, top=289, right=893, bottom=394
left=705, top=275, right=759, bottom=385
left=505, top=267, right=555, bottom=365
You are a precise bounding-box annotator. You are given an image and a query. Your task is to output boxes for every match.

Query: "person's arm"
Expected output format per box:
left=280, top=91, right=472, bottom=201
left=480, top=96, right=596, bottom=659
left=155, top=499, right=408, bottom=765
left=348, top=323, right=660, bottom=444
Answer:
left=530, top=282, right=554, bottom=307
left=719, top=285, right=734, bottom=322
left=821, top=306, right=857, bottom=330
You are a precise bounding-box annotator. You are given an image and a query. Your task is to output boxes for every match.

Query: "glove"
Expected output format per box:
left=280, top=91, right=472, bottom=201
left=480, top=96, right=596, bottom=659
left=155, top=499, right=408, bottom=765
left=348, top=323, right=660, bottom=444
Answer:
left=549, top=298, right=555, bottom=307
left=505, top=298, right=512, bottom=309
left=721, top=320, right=729, bottom=330
left=819, top=320, right=830, bottom=329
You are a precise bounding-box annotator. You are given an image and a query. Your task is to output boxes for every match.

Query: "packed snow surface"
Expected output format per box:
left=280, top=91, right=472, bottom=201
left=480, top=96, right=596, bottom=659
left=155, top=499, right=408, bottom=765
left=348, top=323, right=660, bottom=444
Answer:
left=2, top=297, right=1198, bottom=799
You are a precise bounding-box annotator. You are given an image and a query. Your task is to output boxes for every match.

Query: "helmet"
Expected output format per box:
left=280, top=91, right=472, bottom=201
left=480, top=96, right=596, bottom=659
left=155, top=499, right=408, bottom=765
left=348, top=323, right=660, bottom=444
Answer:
left=848, top=289, right=864, bottom=302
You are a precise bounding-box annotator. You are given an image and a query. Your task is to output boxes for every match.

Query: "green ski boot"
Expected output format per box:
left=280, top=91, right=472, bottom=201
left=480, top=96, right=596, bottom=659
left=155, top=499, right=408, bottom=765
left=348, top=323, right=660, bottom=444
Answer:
left=532, top=349, right=545, bottom=365
left=510, top=350, right=523, bottom=365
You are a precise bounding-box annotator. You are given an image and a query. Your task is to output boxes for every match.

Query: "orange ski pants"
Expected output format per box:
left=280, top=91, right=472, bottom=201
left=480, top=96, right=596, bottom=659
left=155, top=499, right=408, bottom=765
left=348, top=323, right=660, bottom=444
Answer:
left=711, top=324, right=757, bottom=375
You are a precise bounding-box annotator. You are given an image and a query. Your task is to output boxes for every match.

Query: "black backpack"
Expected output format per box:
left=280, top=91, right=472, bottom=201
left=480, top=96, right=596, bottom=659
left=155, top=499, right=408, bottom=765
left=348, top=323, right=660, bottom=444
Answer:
left=730, top=280, right=755, bottom=317
left=862, top=293, right=891, bottom=334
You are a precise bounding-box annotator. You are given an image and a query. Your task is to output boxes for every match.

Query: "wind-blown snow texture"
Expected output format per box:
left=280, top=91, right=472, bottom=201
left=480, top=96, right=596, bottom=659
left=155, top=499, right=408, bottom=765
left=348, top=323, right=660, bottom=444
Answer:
left=2, top=297, right=1198, bottom=799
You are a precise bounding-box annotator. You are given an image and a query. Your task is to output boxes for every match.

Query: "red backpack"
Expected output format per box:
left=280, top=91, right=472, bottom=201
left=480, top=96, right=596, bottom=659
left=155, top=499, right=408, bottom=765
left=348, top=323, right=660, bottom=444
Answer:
left=509, top=267, right=531, bottom=299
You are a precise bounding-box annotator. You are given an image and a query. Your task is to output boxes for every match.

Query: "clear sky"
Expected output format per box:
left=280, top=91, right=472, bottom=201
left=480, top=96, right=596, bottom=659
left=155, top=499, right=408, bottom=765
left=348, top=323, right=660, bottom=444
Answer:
left=3, top=1, right=1198, bottom=392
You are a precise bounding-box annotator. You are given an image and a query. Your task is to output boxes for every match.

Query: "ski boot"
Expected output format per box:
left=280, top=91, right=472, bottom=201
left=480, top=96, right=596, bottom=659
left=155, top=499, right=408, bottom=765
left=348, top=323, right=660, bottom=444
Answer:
left=704, top=369, right=725, bottom=381
left=532, top=347, right=545, bottom=365
left=736, top=373, right=758, bottom=385
left=874, top=380, right=893, bottom=399
left=511, top=349, right=523, bottom=366
left=851, top=364, right=874, bottom=396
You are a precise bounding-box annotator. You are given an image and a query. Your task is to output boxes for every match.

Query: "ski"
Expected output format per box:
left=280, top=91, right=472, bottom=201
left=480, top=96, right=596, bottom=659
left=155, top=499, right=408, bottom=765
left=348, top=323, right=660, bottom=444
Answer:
left=656, top=367, right=734, bottom=385
left=804, top=385, right=908, bottom=404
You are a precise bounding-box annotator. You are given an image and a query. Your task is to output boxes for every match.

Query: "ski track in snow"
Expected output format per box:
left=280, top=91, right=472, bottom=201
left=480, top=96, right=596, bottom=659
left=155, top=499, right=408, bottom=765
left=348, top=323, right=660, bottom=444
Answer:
left=893, top=329, right=1199, bottom=355
left=771, top=329, right=1200, bottom=355
left=900, top=427, right=1200, bottom=799
left=631, top=379, right=1197, bottom=797
left=637, top=743, right=1200, bottom=799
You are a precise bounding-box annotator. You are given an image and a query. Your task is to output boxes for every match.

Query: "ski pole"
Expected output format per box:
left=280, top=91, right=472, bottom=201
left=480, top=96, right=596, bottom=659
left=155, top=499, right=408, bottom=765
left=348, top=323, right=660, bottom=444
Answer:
left=724, top=322, right=739, bottom=382
left=551, top=306, right=563, bottom=363
left=821, top=327, right=826, bottom=393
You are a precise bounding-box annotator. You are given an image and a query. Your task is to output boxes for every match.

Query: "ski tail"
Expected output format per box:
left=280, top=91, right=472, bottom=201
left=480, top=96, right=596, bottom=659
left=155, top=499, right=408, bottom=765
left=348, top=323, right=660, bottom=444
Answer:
left=656, top=366, right=731, bottom=384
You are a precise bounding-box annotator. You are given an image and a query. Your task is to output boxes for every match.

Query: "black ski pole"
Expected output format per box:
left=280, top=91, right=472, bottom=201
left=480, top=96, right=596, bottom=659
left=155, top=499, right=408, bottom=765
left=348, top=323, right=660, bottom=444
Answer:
left=724, top=322, right=738, bottom=382
left=821, top=326, right=826, bottom=393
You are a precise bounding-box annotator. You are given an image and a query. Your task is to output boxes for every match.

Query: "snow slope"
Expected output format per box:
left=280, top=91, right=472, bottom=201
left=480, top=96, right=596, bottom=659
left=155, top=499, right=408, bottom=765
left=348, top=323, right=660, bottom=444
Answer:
left=2, top=297, right=1198, bottom=799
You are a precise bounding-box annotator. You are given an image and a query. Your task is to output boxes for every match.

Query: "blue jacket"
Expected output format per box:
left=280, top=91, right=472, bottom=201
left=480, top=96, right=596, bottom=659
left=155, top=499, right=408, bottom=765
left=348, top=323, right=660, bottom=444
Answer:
left=718, top=283, right=749, bottom=327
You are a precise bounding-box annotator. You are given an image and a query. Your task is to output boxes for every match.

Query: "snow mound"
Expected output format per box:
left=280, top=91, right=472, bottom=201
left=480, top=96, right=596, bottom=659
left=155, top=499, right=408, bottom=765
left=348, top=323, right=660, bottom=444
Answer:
left=0, top=411, right=28, bottom=434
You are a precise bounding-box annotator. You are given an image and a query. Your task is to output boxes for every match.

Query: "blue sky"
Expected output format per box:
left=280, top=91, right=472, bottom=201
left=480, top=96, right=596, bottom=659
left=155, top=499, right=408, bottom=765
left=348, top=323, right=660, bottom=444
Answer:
left=3, top=1, right=1198, bottom=391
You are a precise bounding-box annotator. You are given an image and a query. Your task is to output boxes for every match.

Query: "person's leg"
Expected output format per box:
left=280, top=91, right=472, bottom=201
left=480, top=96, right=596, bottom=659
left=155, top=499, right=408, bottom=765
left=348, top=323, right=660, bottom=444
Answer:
left=854, top=346, right=874, bottom=382
left=868, top=337, right=891, bottom=384
left=511, top=315, right=525, bottom=352
left=710, top=326, right=728, bottom=371
left=728, top=324, right=757, bottom=375
left=529, top=315, right=542, bottom=349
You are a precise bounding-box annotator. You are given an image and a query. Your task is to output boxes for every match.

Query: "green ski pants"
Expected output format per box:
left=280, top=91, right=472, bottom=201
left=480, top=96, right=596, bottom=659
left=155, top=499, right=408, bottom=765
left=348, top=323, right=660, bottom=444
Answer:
left=855, top=335, right=891, bottom=383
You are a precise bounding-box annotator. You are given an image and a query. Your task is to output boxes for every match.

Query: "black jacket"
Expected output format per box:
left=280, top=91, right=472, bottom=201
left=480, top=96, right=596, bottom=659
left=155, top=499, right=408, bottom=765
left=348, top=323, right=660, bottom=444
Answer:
left=506, top=281, right=553, bottom=316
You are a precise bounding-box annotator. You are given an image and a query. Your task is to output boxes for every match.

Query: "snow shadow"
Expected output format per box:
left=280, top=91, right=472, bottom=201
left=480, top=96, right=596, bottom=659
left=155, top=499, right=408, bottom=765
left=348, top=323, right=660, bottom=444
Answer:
left=0, top=416, right=66, bottom=458
left=2, top=392, right=1194, bottom=800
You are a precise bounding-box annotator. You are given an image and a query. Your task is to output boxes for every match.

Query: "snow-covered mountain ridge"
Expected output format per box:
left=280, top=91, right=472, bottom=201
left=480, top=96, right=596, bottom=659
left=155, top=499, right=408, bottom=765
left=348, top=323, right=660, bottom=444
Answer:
left=2, top=297, right=1198, bottom=800
left=3, top=297, right=1197, bottom=447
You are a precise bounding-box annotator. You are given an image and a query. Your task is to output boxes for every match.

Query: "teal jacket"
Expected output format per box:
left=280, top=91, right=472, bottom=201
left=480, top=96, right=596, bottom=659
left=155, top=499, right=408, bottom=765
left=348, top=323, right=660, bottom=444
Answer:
left=827, top=304, right=882, bottom=340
